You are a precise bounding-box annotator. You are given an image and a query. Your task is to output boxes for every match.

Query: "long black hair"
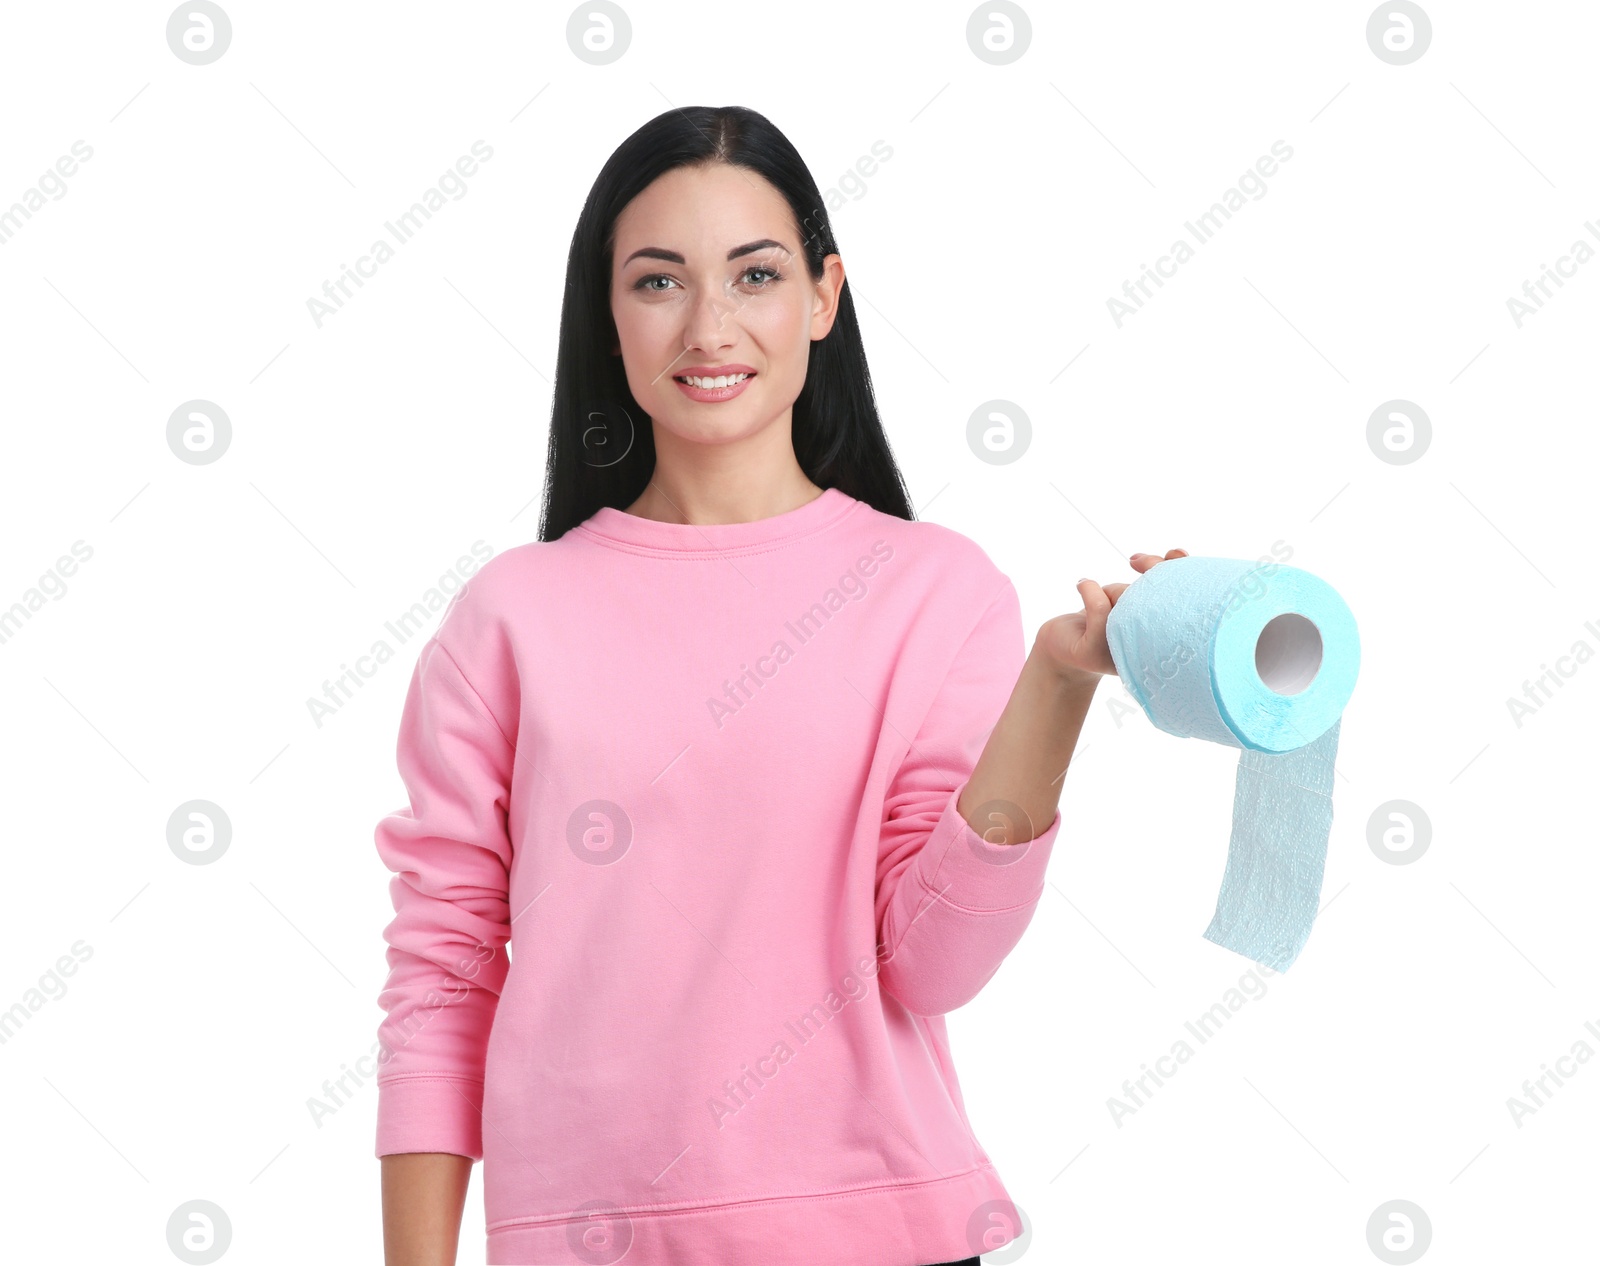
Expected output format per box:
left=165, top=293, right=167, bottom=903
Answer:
left=536, top=105, right=915, bottom=542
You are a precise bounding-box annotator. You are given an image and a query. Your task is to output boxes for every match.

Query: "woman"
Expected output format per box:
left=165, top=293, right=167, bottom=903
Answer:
left=375, top=104, right=1182, bottom=1265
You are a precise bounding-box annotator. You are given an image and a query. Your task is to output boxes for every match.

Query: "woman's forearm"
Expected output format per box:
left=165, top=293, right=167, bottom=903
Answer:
left=382, top=1152, right=472, bottom=1266
left=957, top=638, right=1100, bottom=845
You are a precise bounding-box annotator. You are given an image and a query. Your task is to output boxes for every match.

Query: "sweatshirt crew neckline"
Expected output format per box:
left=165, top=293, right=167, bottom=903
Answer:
left=576, top=485, right=858, bottom=555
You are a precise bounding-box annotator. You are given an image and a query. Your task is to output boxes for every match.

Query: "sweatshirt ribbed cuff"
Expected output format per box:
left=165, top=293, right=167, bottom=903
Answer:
left=375, top=1076, right=485, bottom=1160
left=916, top=783, right=1060, bottom=910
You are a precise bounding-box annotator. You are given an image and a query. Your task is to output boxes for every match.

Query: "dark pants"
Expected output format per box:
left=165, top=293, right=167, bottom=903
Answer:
left=923, top=1259, right=980, bottom=1266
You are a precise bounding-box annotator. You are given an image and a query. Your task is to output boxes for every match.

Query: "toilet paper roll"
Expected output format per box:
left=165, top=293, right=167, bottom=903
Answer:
left=1104, top=556, right=1360, bottom=972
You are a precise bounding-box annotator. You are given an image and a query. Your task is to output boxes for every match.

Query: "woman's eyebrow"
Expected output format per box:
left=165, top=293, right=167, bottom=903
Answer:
left=622, top=238, right=791, bottom=266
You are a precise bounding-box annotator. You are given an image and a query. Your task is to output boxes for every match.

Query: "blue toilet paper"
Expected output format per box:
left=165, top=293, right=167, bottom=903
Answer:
left=1104, top=556, right=1360, bottom=972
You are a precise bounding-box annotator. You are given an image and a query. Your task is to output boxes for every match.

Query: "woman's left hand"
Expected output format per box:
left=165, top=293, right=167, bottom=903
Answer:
left=1036, top=549, right=1189, bottom=681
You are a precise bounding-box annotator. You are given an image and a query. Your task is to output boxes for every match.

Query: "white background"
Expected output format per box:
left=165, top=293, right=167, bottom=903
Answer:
left=1, top=1, right=1595, bottom=1263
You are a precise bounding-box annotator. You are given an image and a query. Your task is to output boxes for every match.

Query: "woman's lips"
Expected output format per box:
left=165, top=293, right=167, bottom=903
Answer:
left=673, top=373, right=755, bottom=402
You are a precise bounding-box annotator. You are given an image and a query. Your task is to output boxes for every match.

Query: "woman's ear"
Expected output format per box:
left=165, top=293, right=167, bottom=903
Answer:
left=811, top=253, right=846, bottom=341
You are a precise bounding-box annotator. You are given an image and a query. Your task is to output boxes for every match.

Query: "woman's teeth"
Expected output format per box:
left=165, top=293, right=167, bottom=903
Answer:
left=676, top=373, right=751, bottom=388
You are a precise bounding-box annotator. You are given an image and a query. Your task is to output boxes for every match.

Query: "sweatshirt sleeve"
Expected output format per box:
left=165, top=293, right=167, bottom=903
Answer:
left=873, top=577, right=1062, bottom=1017
left=373, top=632, right=514, bottom=1160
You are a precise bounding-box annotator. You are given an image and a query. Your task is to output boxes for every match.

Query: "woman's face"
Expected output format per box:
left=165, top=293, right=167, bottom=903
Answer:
left=609, top=162, right=843, bottom=446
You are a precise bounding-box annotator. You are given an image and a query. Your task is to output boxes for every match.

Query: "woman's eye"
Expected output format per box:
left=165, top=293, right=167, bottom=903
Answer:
left=633, top=266, right=780, bottom=292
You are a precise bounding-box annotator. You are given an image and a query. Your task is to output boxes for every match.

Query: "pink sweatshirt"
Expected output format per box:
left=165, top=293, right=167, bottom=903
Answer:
left=373, top=486, right=1061, bottom=1265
